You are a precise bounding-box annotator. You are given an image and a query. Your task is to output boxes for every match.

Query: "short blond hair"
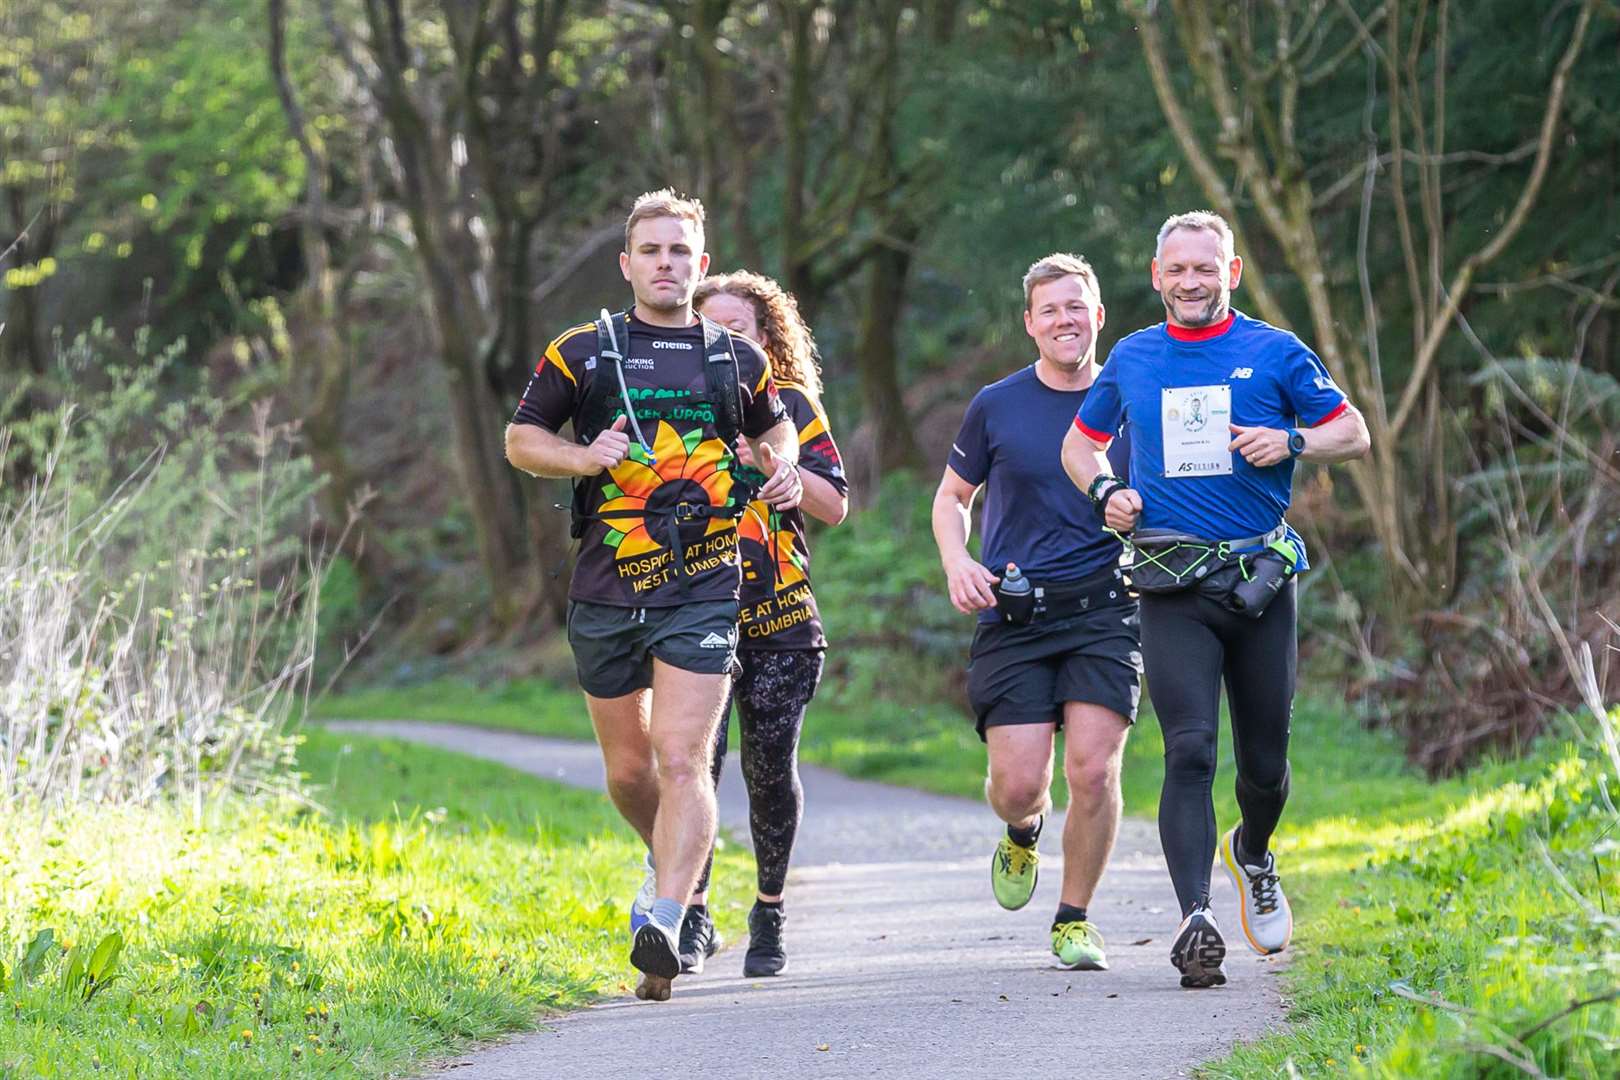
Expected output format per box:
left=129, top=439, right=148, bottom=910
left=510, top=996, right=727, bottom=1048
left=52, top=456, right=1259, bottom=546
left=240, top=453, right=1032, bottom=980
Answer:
left=1156, top=211, right=1235, bottom=261
left=625, top=188, right=706, bottom=250
left=1022, top=253, right=1101, bottom=310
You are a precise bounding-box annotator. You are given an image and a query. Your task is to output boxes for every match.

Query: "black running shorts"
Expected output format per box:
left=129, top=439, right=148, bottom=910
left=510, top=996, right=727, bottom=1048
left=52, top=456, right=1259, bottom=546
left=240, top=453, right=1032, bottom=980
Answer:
left=567, top=599, right=740, bottom=698
left=966, top=601, right=1143, bottom=738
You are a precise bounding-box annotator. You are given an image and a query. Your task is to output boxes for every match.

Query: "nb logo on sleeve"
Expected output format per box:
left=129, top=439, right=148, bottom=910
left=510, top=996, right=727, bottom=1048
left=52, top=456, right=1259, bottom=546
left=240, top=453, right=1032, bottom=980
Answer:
left=1228, top=367, right=1254, bottom=380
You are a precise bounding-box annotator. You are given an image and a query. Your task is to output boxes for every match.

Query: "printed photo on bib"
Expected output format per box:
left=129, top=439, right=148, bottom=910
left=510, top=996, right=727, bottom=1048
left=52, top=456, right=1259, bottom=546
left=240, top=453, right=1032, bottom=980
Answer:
left=1161, top=384, right=1233, bottom=477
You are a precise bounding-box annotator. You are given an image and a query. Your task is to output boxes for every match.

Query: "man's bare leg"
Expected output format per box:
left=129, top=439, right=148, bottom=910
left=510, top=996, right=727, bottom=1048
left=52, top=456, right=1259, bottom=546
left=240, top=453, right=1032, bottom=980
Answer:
left=984, top=722, right=1057, bottom=829
left=1058, top=701, right=1130, bottom=908
left=984, top=722, right=1056, bottom=911
left=585, top=688, right=657, bottom=845
left=631, top=659, right=728, bottom=999
left=647, top=660, right=730, bottom=902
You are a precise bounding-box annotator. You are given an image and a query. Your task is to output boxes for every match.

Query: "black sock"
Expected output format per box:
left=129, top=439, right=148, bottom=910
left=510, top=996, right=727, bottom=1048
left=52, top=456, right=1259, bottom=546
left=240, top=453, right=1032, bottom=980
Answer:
left=687, top=904, right=707, bottom=916
left=1234, top=824, right=1265, bottom=867
left=754, top=898, right=783, bottom=911
left=1053, top=903, right=1087, bottom=928
left=1007, top=814, right=1043, bottom=849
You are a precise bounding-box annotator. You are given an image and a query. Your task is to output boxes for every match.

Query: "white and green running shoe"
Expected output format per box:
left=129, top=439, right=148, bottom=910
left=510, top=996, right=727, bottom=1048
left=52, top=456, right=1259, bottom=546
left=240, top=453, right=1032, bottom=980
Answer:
left=991, top=835, right=1039, bottom=910
left=1051, top=920, right=1108, bottom=970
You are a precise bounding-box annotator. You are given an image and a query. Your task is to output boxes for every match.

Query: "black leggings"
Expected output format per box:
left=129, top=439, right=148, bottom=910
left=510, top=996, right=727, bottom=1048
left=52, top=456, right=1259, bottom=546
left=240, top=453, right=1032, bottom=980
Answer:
left=1140, top=579, right=1296, bottom=917
left=695, top=649, right=824, bottom=897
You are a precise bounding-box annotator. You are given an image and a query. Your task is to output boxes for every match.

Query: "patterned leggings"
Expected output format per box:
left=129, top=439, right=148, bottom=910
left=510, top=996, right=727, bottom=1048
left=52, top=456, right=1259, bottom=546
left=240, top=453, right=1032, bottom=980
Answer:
left=695, top=649, right=825, bottom=897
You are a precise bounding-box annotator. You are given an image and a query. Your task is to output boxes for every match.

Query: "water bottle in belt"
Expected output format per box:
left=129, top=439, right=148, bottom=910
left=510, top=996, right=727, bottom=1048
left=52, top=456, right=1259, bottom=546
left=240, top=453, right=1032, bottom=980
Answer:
left=994, top=562, right=1037, bottom=625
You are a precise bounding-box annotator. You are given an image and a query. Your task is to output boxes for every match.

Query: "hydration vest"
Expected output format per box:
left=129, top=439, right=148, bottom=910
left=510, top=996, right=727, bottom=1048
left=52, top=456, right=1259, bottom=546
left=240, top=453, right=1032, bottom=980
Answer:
left=568, top=310, right=757, bottom=554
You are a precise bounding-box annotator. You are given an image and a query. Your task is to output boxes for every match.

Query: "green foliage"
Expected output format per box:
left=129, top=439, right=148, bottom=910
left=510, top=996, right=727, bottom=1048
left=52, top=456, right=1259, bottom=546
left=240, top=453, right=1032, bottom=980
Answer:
left=84, top=0, right=310, bottom=292
left=0, top=327, right=322, bottom=808
left=0, top=730, right=754, bottom=1077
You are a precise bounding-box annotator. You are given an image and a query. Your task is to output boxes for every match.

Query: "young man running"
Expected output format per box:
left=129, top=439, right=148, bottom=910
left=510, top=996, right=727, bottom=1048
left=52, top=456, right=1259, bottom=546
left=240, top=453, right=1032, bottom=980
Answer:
left=931, top=254, right=1141, bottom=971
left=1061, top=211, right=1369, bottom=988
left=505, top=190, right=801, bottom=1001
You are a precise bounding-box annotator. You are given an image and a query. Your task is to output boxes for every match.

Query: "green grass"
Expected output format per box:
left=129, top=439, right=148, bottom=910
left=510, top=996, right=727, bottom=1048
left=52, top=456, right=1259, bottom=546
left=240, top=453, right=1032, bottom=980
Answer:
left=321, top=677, right=1620, bottom=1078
left=0, top=728, right=753, bottom=1078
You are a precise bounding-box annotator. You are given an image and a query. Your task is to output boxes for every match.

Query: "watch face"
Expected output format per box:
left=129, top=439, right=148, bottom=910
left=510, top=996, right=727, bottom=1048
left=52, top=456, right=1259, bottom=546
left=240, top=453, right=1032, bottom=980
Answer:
left=1289, top=431, right=1306, bottom=454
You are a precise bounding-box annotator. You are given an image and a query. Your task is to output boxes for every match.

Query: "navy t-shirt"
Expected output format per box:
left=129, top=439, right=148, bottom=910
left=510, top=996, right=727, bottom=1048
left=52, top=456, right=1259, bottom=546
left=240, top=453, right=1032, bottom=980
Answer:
left=948, top=365, right=1129, bottom=622
left=1074, top=310, right=1348, bottom=568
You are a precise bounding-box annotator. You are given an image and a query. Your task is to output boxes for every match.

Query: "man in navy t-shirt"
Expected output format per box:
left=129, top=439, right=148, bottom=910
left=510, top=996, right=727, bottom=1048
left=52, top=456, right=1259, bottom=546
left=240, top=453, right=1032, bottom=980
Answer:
left=1061, top=211, right=1369, bottom=990
left=931, top=253, right=1142, bottom=974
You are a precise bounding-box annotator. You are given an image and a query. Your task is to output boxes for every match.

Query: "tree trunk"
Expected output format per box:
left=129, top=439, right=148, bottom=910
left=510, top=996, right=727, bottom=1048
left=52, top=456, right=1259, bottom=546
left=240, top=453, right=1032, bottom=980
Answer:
left=854, top=224, right=919, bottom=472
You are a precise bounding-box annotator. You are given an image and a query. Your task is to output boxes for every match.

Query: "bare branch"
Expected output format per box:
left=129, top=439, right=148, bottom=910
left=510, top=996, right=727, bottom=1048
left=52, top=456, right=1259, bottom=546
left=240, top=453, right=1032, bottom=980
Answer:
left=1132, top=2, right=1291, bottom=329
left=1312, top=140, right=1538, bottom=208
left=1390, top=0, right=1597, bottom=438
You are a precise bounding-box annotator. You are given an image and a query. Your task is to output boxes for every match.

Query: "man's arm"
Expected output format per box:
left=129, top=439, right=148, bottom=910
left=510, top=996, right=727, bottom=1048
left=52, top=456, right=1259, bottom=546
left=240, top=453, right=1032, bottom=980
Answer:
left=505, top=416, right=629, bottom=478
left=1060, top=424, right=1141, bottom=531
left=931, top=466, right=999, bottom=613
left=1227, top=404, right=1371, bottom=467
left=1297, top=405, right=1370, bottom=463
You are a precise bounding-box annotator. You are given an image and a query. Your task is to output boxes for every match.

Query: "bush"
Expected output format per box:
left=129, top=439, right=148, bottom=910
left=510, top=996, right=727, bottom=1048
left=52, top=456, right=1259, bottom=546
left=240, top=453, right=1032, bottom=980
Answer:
left=0, top=330, right=323, bottom=812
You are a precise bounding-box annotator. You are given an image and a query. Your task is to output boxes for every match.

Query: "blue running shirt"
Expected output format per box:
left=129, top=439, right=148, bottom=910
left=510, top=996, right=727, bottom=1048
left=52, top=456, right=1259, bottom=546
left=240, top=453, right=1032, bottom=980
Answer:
left=949, top=365, right=1129, bottom=621
left=1074, top=311, right=1347, bottom=567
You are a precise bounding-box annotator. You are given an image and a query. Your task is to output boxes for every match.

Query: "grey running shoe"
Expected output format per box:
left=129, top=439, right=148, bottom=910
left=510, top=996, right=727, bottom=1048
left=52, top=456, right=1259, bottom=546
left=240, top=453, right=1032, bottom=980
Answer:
left=1170, top=905, right=1228, bottom=989
left=631, top=921, right=681, bottom=981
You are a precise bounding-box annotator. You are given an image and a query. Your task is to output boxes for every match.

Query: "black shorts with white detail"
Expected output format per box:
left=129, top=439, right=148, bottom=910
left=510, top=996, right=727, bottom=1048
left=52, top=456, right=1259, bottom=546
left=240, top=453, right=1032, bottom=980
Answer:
left=966, top=598, right=1143, bottom=739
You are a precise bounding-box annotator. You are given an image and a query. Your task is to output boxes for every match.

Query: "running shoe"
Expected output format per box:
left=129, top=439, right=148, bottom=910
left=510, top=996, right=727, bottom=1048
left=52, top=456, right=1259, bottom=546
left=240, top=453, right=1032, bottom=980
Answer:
left=1051, top=919, right=1109, bottom=971
left=1170, top=905, right=1227, bottom=988
left=743, top=902, right=788, bottom=977
left=678, top=906, right=722, bottom=975
left=991, top=835, right=1040, bottom=910
left=1219, top=826, right=1293, bottom=955
left=630, top=920, right=681, bottom=981
left=628, top=852, right=655, bottom=934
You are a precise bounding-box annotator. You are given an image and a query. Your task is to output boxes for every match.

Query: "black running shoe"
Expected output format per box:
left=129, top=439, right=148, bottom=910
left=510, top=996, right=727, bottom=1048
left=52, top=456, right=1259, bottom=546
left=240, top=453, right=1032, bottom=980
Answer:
left=678, top=906, right=722, bottom=974
left=743, top=903, right=788, bottom=978
left=630, top=921, right=681, bottom=980
left=1170, top=905, right=1228, bottom=989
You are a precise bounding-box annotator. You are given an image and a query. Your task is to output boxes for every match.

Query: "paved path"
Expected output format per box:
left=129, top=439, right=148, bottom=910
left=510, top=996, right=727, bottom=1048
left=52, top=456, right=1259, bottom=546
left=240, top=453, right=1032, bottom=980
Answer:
left=325, top=721, right=1287, bottom=1080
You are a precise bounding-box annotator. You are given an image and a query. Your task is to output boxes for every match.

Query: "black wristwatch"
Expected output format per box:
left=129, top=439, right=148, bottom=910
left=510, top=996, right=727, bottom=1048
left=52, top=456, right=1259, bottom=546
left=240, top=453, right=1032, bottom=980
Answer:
left=1286, top=428, right=1306, bottom=457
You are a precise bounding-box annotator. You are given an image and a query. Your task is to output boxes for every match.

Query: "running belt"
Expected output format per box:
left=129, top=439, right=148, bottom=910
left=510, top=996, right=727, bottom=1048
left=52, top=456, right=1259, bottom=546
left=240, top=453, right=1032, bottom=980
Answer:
left=1132, top=523, right=1287, bottom=552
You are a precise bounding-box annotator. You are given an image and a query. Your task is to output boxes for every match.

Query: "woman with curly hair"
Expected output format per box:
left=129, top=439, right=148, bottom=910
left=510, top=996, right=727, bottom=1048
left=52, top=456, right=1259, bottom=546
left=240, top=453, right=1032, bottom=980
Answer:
left=676, top=270, right=850, bottom=977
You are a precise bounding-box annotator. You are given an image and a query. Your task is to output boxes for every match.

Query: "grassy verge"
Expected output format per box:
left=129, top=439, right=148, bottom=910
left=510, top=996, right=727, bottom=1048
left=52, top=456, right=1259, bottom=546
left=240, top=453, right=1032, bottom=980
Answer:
left=0, top=729, right=752, bottom=1078
left=321, top=677, right=1620, bottom=1077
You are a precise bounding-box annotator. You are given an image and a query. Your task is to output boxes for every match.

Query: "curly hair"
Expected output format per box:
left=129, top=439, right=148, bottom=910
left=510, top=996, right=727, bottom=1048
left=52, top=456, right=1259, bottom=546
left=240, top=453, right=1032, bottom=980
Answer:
left=694, top=270, right=823, bottom=398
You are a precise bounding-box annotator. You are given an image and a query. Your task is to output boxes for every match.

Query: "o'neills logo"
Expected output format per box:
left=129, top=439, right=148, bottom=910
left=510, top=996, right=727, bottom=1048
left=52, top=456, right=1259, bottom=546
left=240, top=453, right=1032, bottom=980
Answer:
left=1177, top=460, right=1226, bottom=473
left=651, top=340, right=693, bottom=350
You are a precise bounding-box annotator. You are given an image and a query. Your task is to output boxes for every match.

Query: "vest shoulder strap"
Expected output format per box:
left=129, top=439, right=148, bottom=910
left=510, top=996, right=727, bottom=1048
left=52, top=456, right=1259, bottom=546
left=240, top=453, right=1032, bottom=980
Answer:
left=700, top=315, right=744, bottom=448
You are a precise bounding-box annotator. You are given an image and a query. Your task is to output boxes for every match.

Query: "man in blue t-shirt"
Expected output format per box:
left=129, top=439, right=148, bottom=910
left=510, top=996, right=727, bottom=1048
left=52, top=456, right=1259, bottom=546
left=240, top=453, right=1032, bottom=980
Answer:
left=931, top=253, right=1142, bottom=974
left=1061, top=211, right=1369, bottom=990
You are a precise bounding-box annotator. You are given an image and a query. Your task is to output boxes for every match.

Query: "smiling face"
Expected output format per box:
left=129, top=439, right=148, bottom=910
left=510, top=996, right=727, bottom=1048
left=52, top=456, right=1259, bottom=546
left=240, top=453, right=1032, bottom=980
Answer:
left=1151, top=226, right=1242, bottom=328
left=620, top=215, right=709, bottom=314
left=696, top=291, right=765, bottom=345
left=1024, top=273, right=1105, bottom=368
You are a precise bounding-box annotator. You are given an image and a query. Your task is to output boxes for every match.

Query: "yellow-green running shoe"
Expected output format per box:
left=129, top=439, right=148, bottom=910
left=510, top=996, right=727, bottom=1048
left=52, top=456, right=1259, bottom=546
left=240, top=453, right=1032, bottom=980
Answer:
left=1051, top=920, right=1109, bottom=970
left=991, top=836, right=1039, bottom=910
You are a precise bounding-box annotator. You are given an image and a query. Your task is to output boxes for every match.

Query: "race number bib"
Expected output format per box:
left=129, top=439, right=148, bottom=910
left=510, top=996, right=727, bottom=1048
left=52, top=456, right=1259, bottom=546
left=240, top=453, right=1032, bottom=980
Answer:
left=1161, top=385, right=1232, bottom=477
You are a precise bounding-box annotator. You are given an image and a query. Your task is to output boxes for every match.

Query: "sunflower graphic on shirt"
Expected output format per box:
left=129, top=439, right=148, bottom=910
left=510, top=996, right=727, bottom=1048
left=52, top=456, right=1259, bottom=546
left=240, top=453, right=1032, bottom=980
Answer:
left=594, top=420, right=737, bottom=558
left=737, top=501, right=807, bottom=590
